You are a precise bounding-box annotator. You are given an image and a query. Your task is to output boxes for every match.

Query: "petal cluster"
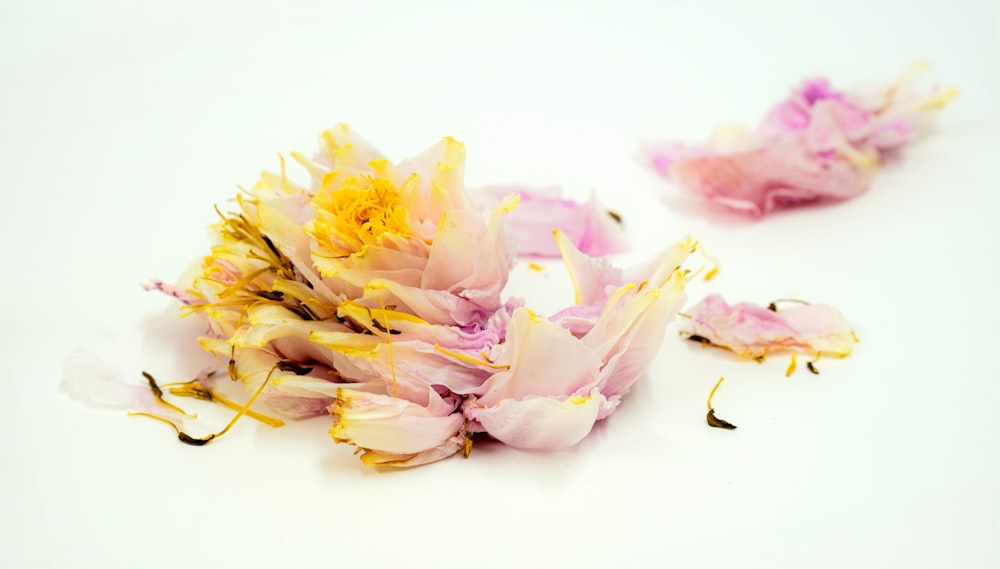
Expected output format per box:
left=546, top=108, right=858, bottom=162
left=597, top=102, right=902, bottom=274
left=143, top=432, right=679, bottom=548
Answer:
left=645, top=63, right=955, bottom=216
left=167, top=125, right=698, bottom=466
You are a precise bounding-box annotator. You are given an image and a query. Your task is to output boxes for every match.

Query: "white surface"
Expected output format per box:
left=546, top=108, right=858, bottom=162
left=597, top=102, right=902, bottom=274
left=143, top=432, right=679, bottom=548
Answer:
left=2, top=1, right=999, bottom=567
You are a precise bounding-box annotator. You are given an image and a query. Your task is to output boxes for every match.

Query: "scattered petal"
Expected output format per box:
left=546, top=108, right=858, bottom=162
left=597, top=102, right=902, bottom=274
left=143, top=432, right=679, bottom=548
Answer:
left=645, top=64, right=954, bottom=216
left=682, top=294, right=855, bottom=360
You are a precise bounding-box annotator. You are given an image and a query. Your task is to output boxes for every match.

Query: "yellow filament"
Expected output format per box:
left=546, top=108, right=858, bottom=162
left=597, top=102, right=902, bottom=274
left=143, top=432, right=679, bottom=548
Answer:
left=210, top=364, right=280, bottom=440
left=377, top=299, right=398, bottom=398
left=785, top=354, right=798, bottom=377
left=434, top=344, right=510, bottom=369
left=278, top=153, right=291, bottom=194
left=919, top=87, right=958, bottom=110
left=167, top=383, right=284, bottom=427
left=553, top=229, right=584, bottom=305
left=706, top=377, right=725, bottom=411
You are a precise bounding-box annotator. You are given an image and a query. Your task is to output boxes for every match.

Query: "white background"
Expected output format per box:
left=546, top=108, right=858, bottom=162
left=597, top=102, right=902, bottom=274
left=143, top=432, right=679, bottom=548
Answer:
left=2, top=1, right=998, bottom=567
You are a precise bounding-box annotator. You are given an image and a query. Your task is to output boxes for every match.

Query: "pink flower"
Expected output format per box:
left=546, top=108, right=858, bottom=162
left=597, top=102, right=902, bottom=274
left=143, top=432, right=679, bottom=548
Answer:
left=645, top=63, right=956, bottom=217
left=126, top=124, right=704, bottom=467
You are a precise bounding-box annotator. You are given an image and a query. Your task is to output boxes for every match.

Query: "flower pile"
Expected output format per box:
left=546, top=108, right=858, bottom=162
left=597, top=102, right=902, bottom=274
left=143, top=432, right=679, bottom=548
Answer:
left=146, top=125, right=704, bottom=466
left=644, top=63, right=955, bottom=216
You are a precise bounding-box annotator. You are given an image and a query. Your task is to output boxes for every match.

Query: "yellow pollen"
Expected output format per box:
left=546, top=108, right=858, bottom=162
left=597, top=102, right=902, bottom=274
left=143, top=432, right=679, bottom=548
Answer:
left=312, top=174, right=409, bottom=255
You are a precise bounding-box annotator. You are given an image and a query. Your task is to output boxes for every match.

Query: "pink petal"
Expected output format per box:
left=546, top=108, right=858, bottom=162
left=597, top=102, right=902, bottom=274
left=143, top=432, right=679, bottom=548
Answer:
left=465, top=388, right=609, bottom=450
left=476, top=307, right=603, bottom=407
left=330, top=388, right=464, bottom=457
left=682, top=294, right=855, bottom=359
left=477, top=186, right=627, bottom=258
left=647, top=66, right=953, bottom=217
left=667, top=143, right=871, bottom=217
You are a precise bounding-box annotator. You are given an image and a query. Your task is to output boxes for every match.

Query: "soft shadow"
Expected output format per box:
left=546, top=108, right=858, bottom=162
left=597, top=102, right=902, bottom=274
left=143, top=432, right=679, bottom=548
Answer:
left=140, top=304, right=219, bottom=374
left=659, top=192, right=852, bottom=225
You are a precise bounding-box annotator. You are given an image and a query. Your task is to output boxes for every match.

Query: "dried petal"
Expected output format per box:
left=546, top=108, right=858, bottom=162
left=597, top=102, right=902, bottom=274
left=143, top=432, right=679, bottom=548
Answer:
left=645, top=64, right=954, bottom=216
left=682, top=294, right=855, bottom=360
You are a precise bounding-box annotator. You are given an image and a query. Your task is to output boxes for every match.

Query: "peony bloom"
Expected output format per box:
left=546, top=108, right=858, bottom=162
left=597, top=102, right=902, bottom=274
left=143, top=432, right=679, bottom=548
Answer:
left=126, top=124, right=704, bottom=467
left=644, top=63, right=956, bottom=216
left=680, top=293, right=855, bottom=361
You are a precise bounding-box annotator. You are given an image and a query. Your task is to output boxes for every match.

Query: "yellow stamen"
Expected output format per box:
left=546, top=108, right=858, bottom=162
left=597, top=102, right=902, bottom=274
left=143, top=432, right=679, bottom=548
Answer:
left=706, top=377, right=725, bottom=411
left=377, top=299, right=398, bottom=398
left=141, top=371, right=195, bottom=418
left=167, top=382, right=284, bottom=427
left=278, top=153, right=291, bottom=194
left=310, top=174, right=410, bottom=256
left=433, top=344, right=510, bottom=370
left=919, top=87, right=958, bottom=110
left=785, top=354, right=798, bottom=377
left=553, top=229, right=584, bottom=305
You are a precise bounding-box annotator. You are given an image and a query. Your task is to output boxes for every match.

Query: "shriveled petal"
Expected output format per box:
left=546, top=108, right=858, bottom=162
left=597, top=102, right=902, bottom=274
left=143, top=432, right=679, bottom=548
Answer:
left=421, top=195, right=516, bottom=310
left=476, top=186, right=627, bottom=258
left=585, top=278, right=688, bottom=400
left=361, top=279, right=492, bottom=327
left=681, top=294, right=855, bottom=359
left=476, top=307, right=603, bottom=407
left=330, top=389, right=464, bottom=457
left=646, top=65, right=953, bottom=217
left=554, top=230, right=695, bottom=307
left=356, top=435, right=466, bottom=467
left=313, top=123, right=386, bottom=171
left=61, top=349, right=181, bottom=417
left=465, top=388, right=608, bottom=450
left=397, top=136, right=470, bottom=222
left=773, top=303, right=855, bottom=357
left=668, top=143, right=871, bottom=217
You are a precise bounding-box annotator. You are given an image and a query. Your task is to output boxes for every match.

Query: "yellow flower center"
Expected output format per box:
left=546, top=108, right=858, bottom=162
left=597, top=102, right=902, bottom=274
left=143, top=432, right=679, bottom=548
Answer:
left=311, top=174, right=410, bottom=256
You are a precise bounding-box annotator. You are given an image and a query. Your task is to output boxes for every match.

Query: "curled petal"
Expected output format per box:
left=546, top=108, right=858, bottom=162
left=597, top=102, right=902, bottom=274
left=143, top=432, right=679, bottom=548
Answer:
left=667, top=143, right=872, bottom=217
left=465, top=389, right=609, bottom=450
left=476, top=186, right=628, bottom=258
left=682, top=294, right=855, bottom=359
left=422, top=195, right=516, bottom=311
left=646, top=65, right=953, bottom=216
left=475, top=307, right=603, bottom=407
left=330, top=389, right=464, bottom=461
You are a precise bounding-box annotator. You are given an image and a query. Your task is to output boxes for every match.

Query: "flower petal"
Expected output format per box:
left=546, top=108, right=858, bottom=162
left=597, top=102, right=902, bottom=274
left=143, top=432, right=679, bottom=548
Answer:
left=476, top=186, right=628, bottom=258
left=330, top=388, right=464, bottom=457
left=681, top=294, right=855, bottom=359
left=465, top=388, right=608, bottom=450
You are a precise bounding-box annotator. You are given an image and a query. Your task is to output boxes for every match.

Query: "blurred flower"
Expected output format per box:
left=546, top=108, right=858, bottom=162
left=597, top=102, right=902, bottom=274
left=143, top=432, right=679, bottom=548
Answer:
left=645, top=62, right=956, bottom=216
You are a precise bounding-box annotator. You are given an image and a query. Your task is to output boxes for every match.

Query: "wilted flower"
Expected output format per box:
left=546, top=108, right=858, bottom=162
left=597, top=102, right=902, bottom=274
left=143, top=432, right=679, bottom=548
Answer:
left=645, top=63, right=956, bottom=216
left=122, top=125, right=702, bottom=467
